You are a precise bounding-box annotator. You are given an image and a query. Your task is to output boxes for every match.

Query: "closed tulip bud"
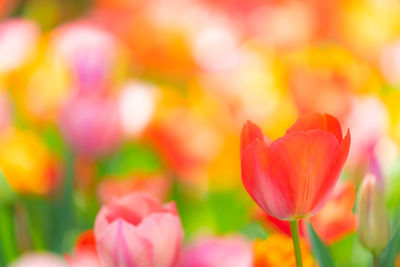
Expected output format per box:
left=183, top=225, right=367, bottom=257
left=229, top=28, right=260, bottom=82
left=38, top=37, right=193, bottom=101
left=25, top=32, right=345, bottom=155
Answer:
left=356, top=173, right=389, bottom=255
left=94, top=192, right=183, bottom=267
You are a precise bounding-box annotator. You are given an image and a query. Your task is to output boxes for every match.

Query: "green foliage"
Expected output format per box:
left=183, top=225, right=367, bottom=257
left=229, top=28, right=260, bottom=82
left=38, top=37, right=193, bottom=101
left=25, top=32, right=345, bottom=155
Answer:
left=0, top=171, right=16, bottom=205
left=0, top=204, right=19, bottom=264
left=97, top=143, right=163, bottom=178
left=171, top=182, right=216, bottom=241
left=40, top=125, right=68, bottom=157
left=171, top=183, right=253, bottom=241
left=207, top=190, right=251, bottom=234
left=330, top=234, right=371, bottom=267
left=240, top=221, right=268, bottom=240
left=380, top=226, right=400, bottom=267
left=308, top=222, right=334, bottom=267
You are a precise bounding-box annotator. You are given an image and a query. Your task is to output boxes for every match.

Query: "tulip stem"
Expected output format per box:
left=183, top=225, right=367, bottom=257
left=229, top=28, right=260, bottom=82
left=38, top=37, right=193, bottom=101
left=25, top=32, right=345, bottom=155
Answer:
left=290, top=220, right=303, bottom=267
left=373, top=254, right=380, bottom=267
left=0, top=204, right=18, bottom=263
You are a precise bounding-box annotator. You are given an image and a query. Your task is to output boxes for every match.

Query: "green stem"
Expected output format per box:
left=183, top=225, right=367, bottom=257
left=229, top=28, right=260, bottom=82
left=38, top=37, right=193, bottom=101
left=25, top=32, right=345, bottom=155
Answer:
left=290, top=220, right=303, bottom=267
left=21, top=200, right=45, bottom=251
left=0, top=204, right=18, bottom=263
left=52, top=149, right=75, bottom=252
left=373, top=253, right=380, bottom=267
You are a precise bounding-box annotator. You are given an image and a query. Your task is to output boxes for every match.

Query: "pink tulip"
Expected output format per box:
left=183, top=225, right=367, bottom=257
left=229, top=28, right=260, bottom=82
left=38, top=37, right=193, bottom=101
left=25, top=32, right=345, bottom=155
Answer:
left=94, top=192, right=183, bottom=267
left=344, top=97, right=387, bottom=170
left=60, top=93, right=121, bottom=157
left=10, top=253, right=68, bottom=267
left=178, top=236, right=253, bottom=267
left=97, top=174, right=171, bottom=204
left=52, top=22, right=116, bottom=92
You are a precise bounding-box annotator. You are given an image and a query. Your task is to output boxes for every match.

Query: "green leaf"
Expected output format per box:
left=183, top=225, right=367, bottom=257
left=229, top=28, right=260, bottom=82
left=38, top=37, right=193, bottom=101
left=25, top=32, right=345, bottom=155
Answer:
left=380, top=226, right=400, bottom=267
left=40, top=126, right=68, bottom=157
left=22, top=196, right=52, bottom=251
left=0, top=204, right=19, bottom=263
left=307, top=222, right=334, bottom=267
left=208, top=190, right=251, bottom=234
left=50, top=149, right=76, bottom=253
left=170, top=182, right=215, bottom=241
left=330, top=234, right=370, bottom=267
left=0, top=171, right=16, bottom=204
left=240, top=221, right=268, bottom=240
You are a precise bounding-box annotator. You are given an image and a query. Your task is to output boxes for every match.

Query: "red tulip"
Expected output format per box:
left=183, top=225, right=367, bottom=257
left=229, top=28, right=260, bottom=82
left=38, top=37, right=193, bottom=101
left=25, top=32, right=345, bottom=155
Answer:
left=94, top=192, right=183, bottom=267
left=240, top=113, right=350, bottom=220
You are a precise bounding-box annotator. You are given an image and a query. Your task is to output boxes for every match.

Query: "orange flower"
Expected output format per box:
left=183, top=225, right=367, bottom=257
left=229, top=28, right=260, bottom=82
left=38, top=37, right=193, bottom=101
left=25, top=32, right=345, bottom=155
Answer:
left=0, top=0, right=16, bottom=18
left=310, top=182, right=357, bottom=244
left=253, top=234, right=314, bottom=267
left=240, top=113, right=350, bottom=220
left=145, top=112, right=220, bottom=182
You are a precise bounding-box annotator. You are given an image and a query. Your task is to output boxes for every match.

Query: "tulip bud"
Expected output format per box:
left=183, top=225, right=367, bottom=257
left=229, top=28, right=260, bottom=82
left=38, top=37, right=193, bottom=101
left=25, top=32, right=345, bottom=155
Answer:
left=356, top=173, right=389, bottom=254
left=94, top=192, right=183, bottom=267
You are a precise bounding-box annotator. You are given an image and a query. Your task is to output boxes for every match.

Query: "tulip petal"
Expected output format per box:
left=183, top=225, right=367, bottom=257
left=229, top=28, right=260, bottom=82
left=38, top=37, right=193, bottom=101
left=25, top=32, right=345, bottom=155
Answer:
left=240, top=121, right=264, bottom=154
left=310, top=130, right=351, bottom=214
left=97, top=218, right=153, bottom=267
left=241, top=139, right=294, bottom=219
left=137, top=213, right=183, bottom=267
left=287, top=113, right=343, bottom=142
left=269, top=130, right=339, bottom=218
left=95, top=193, right=172, bottom=233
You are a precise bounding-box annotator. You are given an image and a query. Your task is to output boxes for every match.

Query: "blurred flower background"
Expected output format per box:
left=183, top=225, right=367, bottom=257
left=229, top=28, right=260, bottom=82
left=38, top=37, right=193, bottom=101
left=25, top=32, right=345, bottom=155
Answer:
left=0, top=0, right=400, bottom=266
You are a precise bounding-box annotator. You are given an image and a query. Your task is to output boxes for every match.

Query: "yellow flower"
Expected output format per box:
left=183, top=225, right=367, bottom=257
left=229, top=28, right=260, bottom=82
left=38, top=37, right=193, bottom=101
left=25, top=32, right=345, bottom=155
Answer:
left=0, top=130, right=55, bottom=195
left=253, top=234, right=315, bottom=267
left=7, top=36, right=69, bottom=124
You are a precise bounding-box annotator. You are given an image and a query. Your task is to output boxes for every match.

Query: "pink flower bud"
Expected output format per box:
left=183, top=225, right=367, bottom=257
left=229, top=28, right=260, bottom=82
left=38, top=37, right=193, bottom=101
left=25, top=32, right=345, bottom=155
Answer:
left=94, top=192, right=183, bottom=267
